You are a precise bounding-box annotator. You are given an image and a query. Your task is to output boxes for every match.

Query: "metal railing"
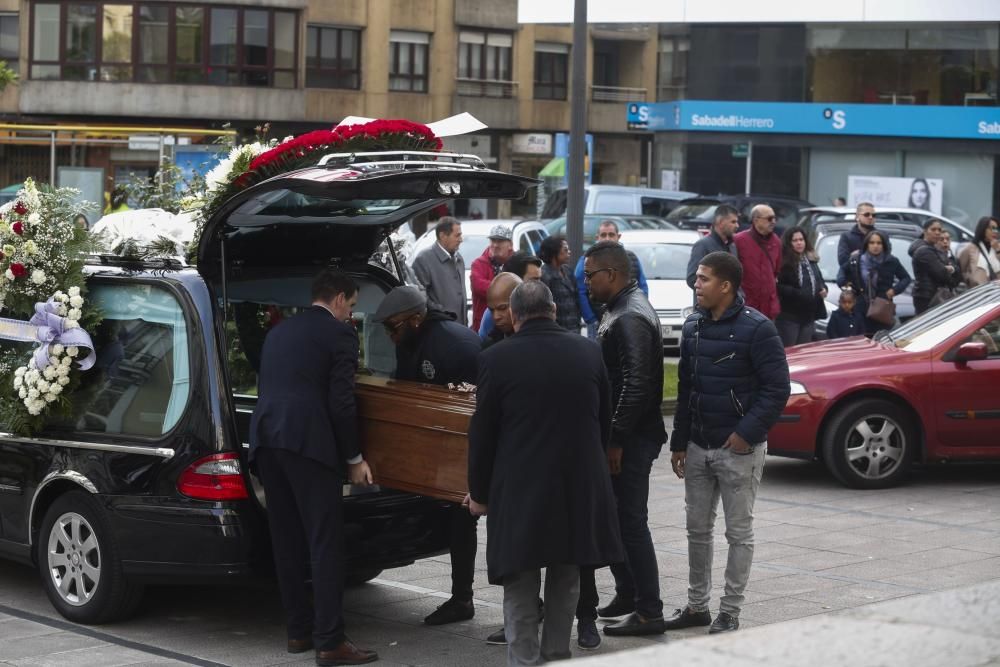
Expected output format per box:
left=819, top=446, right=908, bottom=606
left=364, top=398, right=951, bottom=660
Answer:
left=591, top=85, right=647, bottom=103
left=455, top=78, right=518, bottom=99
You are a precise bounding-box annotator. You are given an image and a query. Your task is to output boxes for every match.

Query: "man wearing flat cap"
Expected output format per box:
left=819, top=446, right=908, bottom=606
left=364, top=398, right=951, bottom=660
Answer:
left=373, top=286, right=483, bottom=625
left=471, top=225, right=515, bottom=331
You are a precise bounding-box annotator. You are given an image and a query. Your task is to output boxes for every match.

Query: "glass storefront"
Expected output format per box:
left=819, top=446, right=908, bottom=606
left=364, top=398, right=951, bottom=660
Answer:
left=807, top=24, right=1000, bottom=106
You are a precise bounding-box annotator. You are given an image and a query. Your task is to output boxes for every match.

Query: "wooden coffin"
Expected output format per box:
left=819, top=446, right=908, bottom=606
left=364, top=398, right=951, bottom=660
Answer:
left=354, top=375, right=474, bottom=503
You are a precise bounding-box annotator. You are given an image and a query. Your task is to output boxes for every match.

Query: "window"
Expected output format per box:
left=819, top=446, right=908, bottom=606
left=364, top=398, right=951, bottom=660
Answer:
left=50, top=283, right=192, bottom=438
left=657, top=35, right=688, bottom=101
left=389, top=30, right=428, bottom=93
left=0, top=13, right=19, bottom=74
left=458, top=29, right=513, bottom=97
left=30, top=3, right=297, bottom=87
left=534, top=43, right=568, bottom=100
left=306, top=25, right=360, bottom=89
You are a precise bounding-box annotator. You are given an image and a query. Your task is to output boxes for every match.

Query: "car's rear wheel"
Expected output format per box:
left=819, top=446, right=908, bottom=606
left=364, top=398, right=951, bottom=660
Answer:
left=37, top=491, right=144, bottom=624
left=822, top=398, right=916, bottom=489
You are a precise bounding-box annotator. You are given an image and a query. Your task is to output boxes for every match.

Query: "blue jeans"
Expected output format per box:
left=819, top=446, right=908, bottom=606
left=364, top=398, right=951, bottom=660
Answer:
left=578, top=437, right=664, bottom=620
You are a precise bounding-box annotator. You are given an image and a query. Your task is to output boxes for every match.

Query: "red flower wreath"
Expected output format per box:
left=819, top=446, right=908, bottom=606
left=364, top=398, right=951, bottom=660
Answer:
left=11, top=222, right=23, bottom=235
left=12, top=201, right=27, bottom=215
left=9, top=262, right=26, bottom=278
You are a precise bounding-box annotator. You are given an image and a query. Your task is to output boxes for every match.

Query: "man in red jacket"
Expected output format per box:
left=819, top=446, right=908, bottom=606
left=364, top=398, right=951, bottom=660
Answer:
left=733, top=205, right=781, bottom=320
left=471, top=225, right=515, bottom=330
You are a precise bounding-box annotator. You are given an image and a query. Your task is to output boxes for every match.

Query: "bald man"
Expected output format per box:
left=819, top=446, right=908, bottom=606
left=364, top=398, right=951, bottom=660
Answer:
left=732, top=204, right=781, bottom=320
left=483, top=273, right=523, bottom=350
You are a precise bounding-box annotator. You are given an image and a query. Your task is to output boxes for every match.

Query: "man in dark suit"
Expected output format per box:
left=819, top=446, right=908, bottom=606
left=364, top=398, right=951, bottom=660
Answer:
left=250, top=269, right=378, bottom=666
left=467, top=280, right=624, bottom=666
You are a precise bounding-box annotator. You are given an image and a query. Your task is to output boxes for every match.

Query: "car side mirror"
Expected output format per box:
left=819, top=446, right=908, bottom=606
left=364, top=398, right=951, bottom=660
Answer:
left=955, top=342, right=989, bottom=365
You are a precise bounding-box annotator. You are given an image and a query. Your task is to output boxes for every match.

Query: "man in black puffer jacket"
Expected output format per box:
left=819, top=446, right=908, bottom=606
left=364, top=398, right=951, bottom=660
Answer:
left=665, top=251, right=789, bottom=636
left=577, top=241, right=668, bottom=642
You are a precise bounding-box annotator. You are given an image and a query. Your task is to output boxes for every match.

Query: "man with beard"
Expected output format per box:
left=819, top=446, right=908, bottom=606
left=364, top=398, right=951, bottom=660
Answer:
left=837, top=202, right=877, bottom=267
left=373, top=286, right=483, bottom=626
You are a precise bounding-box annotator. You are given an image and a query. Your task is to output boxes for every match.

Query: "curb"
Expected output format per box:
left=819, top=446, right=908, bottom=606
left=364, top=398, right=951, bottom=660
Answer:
left=661, top=399, right=677, bottom=416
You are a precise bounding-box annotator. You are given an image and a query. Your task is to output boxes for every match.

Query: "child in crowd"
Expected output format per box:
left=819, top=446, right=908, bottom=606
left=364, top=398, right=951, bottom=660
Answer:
left=826, top=288, right=865, bottom=339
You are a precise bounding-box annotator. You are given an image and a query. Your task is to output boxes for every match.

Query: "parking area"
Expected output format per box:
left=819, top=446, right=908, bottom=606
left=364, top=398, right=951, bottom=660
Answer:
left=1, top=424, right=999, bottom=666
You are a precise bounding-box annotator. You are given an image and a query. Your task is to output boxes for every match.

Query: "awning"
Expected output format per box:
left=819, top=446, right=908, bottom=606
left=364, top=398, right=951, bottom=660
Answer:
left=538, top=157, right=565, bottom=178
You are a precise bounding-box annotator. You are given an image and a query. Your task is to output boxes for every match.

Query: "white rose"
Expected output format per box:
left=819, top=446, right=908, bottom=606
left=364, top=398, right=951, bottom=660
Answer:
left=42, top=366, right=55, bottom=380
left=56, top=364, right=70, bottom=377
left=48, top=356, right=59, bottom=367
left=58, top=376, right=70, bottom=386
left=27, top=404, right=41, bottom=415
left=26, top=370, right=39, bottom=383
left=14, top=367, right=25, bottom=377
left=28, top=388, right=39, bottom=399
left=68, top=286, right=81, bottom=297
left=30, top=269, right=46, bottom=285
left=27, top=212, right=40, bottom=225
left=44, top=392, right=57, bottom=403
left=13, top=375, right=22, bottom=388
left=57, top=305, right=68, bottom=317
left=4, top=269, right=13, bottom=281
left=69, top=295, right=84, bottom=308
left=36, top=380, right=50, bottom=392
left=68, top=309, right=82, bottom=320
left=65, top=320, right=79, bottom=329
left=53, top=291, right=65, bottom=301
left=49, top=384, right=62, bottom=396
left=18, top=388, right=26, bottom=399
left=60, top=356, right=72, bottom=367
left=51, top=344, right=64, bottom=355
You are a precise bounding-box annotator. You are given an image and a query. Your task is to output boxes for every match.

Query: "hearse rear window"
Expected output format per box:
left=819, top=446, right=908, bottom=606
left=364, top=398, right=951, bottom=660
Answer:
left=228, top=190, right=418, bottom=223
left=47, top=283, right=191, bottom=438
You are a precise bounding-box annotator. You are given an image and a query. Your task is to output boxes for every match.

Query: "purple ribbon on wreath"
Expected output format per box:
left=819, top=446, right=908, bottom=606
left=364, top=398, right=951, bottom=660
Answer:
left=29, top=299, right=96, bottom=371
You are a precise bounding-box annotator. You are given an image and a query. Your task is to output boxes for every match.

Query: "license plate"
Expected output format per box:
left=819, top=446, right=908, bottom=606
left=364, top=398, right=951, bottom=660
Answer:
left=661, top=325, right=674, bottom=336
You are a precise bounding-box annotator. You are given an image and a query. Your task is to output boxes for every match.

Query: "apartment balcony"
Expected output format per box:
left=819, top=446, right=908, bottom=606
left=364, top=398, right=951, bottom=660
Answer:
left=456, top=78, right=518, bottom=99
left=452, top=79, right=519, bottom=129
left=592, top=85, right=647, bottom=103
left=19, top=80, right=307, bottom=122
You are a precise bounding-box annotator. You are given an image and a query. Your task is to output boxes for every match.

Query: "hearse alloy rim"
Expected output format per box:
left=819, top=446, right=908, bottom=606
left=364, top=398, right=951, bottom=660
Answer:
left=47, top=511, right=102, bottom=606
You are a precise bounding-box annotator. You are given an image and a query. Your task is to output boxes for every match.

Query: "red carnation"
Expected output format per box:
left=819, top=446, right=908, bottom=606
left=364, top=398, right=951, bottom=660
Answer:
left=9, top=262, right=25, bottom=278
left=11, top=222, right=23, bottom=235
left=12, top=201, right=27, bottom=215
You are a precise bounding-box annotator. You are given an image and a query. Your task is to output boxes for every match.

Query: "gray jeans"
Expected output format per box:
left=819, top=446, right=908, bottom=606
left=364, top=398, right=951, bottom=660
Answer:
left=684, top=442, right=766, bottom=618
left=503, top=565, right=580, bottom=666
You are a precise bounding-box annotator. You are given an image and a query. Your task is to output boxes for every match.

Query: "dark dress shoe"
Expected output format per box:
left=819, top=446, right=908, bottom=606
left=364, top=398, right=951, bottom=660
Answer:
left=485, top=628, right=507, bottom=645
left=663, top=607, right=712, bottom=630
left=577, top=619, right=602, bottom=650
left=423, top=597, right=475, bottom=625
left=315, top=639, right=379, bottom=666
left=287, top=637, right=314, bottom=654
left=709, top=612, right=740, bottom=634
left=603, top=612, right=667, bottom=637
left=597, top=595, right=635, bottom=618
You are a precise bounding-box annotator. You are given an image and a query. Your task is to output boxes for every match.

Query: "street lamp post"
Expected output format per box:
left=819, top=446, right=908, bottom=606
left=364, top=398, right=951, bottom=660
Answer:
left=566, top=0, right=588, bottom=263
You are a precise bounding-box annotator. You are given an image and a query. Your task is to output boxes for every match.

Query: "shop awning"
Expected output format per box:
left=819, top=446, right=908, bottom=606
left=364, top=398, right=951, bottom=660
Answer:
left=538, top=157, right=565, bottom=178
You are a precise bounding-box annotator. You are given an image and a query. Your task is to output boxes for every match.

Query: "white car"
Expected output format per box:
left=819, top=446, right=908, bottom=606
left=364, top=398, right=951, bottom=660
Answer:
left=797, top=206, right=974, bottom=252
left=619, top=229, right=702, bottom=350
left=409, top=219, right=550, bottom=317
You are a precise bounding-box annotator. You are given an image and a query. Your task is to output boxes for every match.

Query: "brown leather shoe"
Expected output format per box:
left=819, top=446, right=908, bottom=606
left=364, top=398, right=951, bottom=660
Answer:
left=287, top=637, right=313, bottom=654
left=316, top=639, right=379, bottom=666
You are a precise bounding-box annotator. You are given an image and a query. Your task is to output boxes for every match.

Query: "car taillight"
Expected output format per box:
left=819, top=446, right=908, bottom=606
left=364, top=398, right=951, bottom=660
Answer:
left=177, top=453, right=249, bottom=501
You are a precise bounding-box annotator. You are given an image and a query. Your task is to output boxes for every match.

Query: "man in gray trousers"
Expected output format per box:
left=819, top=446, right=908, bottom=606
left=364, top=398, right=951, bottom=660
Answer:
left=412, top=217, right=468, bottom=325
left=467, top=280, right=623, bottom=665
left=668, top=252, right=789, bottom=634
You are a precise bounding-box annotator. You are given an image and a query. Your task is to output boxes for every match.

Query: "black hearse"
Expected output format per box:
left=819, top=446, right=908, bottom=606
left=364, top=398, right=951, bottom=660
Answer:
left=0, top=152, right=535, bottom=623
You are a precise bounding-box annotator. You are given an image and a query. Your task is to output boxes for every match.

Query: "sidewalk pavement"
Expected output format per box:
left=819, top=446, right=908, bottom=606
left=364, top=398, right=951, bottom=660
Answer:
left=572, top=579, right=1000, bottom=666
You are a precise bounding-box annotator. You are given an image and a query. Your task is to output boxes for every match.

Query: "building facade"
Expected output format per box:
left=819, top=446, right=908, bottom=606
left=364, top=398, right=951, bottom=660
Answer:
left=0, top=0, right=657, bottom=218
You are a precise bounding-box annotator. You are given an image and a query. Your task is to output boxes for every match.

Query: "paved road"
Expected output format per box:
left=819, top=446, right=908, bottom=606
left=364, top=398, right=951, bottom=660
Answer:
left=2, top=430, right=999, bottom=666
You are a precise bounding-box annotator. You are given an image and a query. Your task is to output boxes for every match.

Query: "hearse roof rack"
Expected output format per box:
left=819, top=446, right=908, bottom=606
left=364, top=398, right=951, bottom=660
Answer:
left=316, top=150, right=489, bottom=173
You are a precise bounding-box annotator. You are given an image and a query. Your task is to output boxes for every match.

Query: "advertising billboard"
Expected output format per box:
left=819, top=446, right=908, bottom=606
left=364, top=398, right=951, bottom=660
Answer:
left=847, top=176, right=943, bottom=215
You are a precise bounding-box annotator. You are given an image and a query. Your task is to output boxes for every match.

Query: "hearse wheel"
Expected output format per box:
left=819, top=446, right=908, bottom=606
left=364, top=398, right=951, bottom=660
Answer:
left=822, top=398, right=916, bottom=489
left=37, top=491, right=143, bottom=623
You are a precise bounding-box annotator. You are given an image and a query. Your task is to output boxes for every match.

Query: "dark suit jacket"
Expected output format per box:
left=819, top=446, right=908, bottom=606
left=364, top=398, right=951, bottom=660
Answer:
left=249, top=305, right=361, bottom=471
left=468, top=318, right=624, bottom=584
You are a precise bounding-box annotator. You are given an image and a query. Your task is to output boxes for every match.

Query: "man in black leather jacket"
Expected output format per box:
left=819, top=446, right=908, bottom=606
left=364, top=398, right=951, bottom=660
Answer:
left=577, top=241, right=668, bottom=640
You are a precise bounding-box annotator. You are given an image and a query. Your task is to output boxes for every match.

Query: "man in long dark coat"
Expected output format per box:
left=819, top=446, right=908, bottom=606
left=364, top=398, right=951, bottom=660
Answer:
left=467, top=280, right=624, bottom=666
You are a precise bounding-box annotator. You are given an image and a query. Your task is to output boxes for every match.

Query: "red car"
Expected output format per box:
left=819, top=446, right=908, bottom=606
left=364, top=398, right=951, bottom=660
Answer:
left=768, top=282, right=1000, bottom=488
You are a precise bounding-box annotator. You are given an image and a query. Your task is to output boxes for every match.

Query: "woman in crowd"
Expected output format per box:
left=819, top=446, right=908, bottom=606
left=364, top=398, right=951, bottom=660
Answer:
left=775, top=227, right=827, bottom=347
left=958, top=216, right=1000, bottom=287
left=538, top=235, right=582, bottom=332
left=837, top=230, right=911, bottom=336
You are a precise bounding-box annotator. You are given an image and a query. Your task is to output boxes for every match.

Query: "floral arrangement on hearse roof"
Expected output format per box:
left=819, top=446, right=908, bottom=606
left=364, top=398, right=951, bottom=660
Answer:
left=0, top=178, right=100, bottom=434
